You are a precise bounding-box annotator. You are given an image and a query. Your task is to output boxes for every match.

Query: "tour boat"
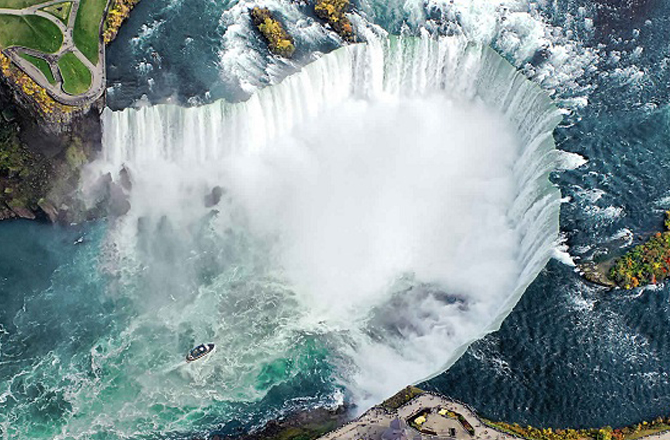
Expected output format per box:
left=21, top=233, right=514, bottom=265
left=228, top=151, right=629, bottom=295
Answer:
left=186, top=343, right=216, bottom=362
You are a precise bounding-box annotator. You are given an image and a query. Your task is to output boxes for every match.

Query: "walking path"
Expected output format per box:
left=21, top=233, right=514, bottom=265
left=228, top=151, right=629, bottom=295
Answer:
left=317, top=393, right=670, bottom=440
left=319, top=394, right=522, bottom=440
left=0, top=0, right=107, bottom=105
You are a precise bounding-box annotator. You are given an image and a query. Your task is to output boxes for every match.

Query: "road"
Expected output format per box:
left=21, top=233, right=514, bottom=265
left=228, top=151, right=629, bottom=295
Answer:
left=0, top=0, right=108, bottom=106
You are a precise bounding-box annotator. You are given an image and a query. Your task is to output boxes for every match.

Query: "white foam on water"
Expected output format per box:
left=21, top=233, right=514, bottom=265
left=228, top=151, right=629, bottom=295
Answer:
left=215, top=0, right=599, bottom=106
left=557, top=151, right=588, bottom=170
left=85, top=33, right=562, bottom=421
left=217, top=0, right=332, bottom=94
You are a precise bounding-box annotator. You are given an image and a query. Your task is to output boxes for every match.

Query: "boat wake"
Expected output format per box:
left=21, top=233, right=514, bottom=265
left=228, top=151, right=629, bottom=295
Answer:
left=1, top=32, right=565, bottom=440
left=89, top=33, right=562, bottom=412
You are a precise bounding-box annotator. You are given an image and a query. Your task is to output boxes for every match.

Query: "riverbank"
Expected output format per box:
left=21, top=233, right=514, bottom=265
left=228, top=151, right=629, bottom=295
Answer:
left=0, top=79, right=101, bottom=221
left=224, top=387, right=670, bottom=440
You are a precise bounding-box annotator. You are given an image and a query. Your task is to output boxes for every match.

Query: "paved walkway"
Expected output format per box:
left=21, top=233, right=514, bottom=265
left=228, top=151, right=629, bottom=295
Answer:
left=318, top=393, right=670, bottom=440
left=319, top=394, right=523, bottom=440
left=0, top=0, right=107, bottom=105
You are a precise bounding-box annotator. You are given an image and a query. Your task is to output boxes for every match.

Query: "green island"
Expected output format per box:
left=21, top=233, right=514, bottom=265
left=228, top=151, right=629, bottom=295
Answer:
left=250, top=7, right=295, bottom=58
left=582, top=211, right=670, bottom=289
left=607, top=211, right=670, bottom=288
left=314, top=0, right=355, bottom=42
left=0, top=14, right=63, bottom=53
left=1, top=0, right=48, bottom=7
left=72, top=0, right=107, bottom=64
left=41, top=1, right=73, bottom=24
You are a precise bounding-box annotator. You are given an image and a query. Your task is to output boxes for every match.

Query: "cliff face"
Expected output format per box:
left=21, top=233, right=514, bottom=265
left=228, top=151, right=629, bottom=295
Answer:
left=0, top=0, right=142, bottom=223
left=0, top=79, right=101, bottom=222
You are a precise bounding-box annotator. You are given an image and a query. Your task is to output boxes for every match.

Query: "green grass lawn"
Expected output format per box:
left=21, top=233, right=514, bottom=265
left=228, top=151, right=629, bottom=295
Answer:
left=0, top=14, right=63, bottom=53
left=57, top=52, right=91, bottom=95
left=41, top=1, right=72, bottom=24
left=0, top=0, right=51, bottom=9
left=72, top=0, right=107, bottom=64
left=19, top=52, right=56, bottom=84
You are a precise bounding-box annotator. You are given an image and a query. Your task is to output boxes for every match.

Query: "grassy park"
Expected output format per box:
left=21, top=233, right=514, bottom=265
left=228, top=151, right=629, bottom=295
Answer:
left=19, top=52, right=55, bottom=83
left=73, top=0, right=107, bottom=64
left=1, top=0, right=49, bottom=8
left=58, top=51, right=90, bottom=94
left=41, top=1, right=72, bottom=24
left=0, top=14, right=63, bottom=53
left=0, top=0, right=110, bottom=99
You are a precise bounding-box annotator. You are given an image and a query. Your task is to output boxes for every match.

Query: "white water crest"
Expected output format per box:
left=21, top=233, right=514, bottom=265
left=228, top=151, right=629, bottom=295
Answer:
left=212, top=0, right=597, bottom=106
left=89, top=33, right=562, bottom=417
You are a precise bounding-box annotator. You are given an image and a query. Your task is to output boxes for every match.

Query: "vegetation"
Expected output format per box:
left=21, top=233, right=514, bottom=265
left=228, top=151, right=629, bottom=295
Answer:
left=0, top=111, right=51, bottom=219
left=103, top=0, right=140, bottom=43
left=0, top=0, right=48, bottom=9
left=19, top=52, right=56, bottom=84
left=442, top=410, right=475, bottom=435
left=381, top=386, right=425, bottom=410
left=608, top=211, right=670, bottom=288
left=0, top=14, right=63, bottom=53
left=58, top=52, right=91, bottom=95
left=41, top=1, right=73, bottom=24
left=250, top=7, right=295, bottom=58
left=0, top=52, right=74, bottom=119
left=483, top=416, right=670, bottom=440
left=314, top=0, right=355, bottom=42
left=72, top=0, right=107, bottom=64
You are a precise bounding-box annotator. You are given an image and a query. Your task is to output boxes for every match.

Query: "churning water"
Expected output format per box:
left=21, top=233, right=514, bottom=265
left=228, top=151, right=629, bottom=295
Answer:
left=3, top=0, right=670, bottom=438
left=94, top=34, right=560, bottom=433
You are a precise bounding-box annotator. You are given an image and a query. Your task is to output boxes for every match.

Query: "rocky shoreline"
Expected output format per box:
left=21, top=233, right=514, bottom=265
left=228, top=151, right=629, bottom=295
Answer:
left=210, top=406, right=349, bottom=440
left=578, top=211, right=670, bottom=290
left=0, top=79, right=101, bottom=222
left=219, top=387, right=670, bottom=440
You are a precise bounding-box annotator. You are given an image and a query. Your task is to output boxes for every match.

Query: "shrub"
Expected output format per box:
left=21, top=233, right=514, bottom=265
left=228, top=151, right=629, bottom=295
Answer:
left=250, top=8, right=295, bottom=58
left=103, top=0, right=141, bottom=44
left=314, top=0, right=355, bottom=42
left=608, top=212, right=670, bottom=289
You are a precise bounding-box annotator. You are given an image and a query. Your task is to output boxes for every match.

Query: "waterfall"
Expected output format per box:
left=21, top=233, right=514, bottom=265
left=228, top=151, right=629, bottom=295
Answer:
left=92, top=33, right=561, bottom=410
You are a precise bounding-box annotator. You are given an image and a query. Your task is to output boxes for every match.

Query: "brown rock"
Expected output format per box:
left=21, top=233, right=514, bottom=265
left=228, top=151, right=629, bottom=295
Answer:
left=8, top=202, right=36, bottom=220
left=580, top=262, right=617, bottom=288
left=0, top=203, right=16, bottom=220
left=38, top=198, right=59, bottom=223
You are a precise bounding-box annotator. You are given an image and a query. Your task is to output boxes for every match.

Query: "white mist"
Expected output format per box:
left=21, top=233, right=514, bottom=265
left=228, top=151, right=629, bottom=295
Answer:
left=89, top=35, right=562, bottom=413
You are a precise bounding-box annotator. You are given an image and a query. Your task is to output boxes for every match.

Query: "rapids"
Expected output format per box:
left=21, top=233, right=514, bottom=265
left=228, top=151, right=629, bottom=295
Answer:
left=86, top=34, right=562, bottom=424
left=4, top=0, right=670, bottom=438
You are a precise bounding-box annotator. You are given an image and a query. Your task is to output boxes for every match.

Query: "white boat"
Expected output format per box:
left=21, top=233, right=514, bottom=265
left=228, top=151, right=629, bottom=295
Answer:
left=186, top=343, right=215, bottom=362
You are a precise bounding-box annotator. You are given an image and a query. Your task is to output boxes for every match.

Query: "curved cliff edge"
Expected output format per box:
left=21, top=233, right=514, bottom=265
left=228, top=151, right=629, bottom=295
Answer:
left=213, top=386, right=670, bottom=440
